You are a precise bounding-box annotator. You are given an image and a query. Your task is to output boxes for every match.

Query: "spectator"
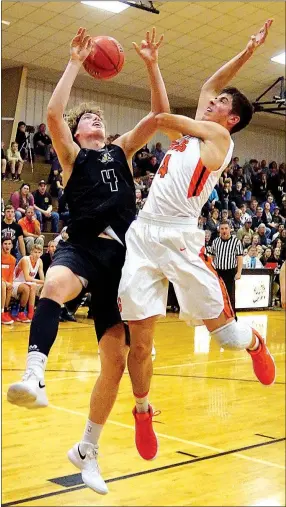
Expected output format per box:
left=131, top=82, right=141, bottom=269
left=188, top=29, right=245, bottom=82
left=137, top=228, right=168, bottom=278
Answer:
left=241, top=233, right=252, bottom=249
left=243, top=245, right=263, bottom=268
left=256, top=244, right=263, bottom=258
left=152, top=142, right=165, bottom=165
left=33, top=123, right=53, bottom=162
left=252, top=233, right=261, bottom=247
left=262, top=201, right=273, bottom=228
left=232, top=166, right=245, bottom=186
left=231, top=156, right=241, bottom=172
left=148, top=155, right=159, bottom=174
left=257, top=223, right=269, bottom=247
left=1, top=238, right=16, bottom=324
left=134, top=144, right=150, bottom=175
left=134, top=175, right=146, bottom=193
left=205, top=229, right=213, bottom=253
left=252, top=206, right=266, bottom=231
left=272, top=206, right=284, bottom=227
left=33, top=180, right=59, bottom=232
left=272, top=224, right=284, bottom=243
left=135, top=189, right=145, bottom=215
left=198, top=215, right=206, bottom=230
left=1, top=140, right=7, bottom=180
left=236, top=217, right=254, bottom=241
left=1, top=205, right=25, bottom=260
left=15, top=121, right=28, bottom=161
left=41, top=240, right=56, bottom=275
left=18, top=206, right=45, bottom=254
left=280, top=196, right=286, bottom=219
left=254, top=173, right=268, bottom=202
left=230, top=181, right=244, bottom=212
left=260, top=159, right=268, bottom=174
left=48, top=164, right=64, bottom=200
left=220, top=179, right=232, bottom=210
left=246, top=198, right=258, bottom=218
left=262, top=193, right=276, bottom=214
left=12, top=243, right=45, bottom=321
left=231, top=208, right=243, bottom=234
left=206, top=208, right=220, bottom=239
left=6, top=142, right=24, bottom=181
left=10, top=183, right=37, bottom=223
left=207, top=187, right=221, bottom=212
left=239, top=203, right=251, bottom=224
left=261, top=246, right=273, bottom=266
left=243, top=159, right=258, bottom=185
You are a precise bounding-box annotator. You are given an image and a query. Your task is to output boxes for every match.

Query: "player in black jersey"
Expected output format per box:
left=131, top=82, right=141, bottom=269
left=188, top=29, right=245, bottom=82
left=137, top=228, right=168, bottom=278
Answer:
left=7, top=27, right=171, bottom=494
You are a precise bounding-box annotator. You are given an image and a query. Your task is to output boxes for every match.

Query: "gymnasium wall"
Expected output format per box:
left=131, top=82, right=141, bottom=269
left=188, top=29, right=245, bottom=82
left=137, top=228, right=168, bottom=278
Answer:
left=20, top=78, right=169, bottom=149
left=20, top=78, right=285, bottom=163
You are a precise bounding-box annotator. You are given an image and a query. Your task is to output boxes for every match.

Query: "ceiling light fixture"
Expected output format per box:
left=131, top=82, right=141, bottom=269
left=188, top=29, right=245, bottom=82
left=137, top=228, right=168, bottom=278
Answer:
left=271, top=52, right=285, bottom=65
left=2, top=20, right=10, bottom=26
left=81, top=1, right=130, bottom=13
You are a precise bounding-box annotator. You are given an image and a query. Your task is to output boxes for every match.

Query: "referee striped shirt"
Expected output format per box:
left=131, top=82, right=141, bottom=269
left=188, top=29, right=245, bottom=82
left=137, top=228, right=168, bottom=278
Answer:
left=211, top=235, right=243, bottom=270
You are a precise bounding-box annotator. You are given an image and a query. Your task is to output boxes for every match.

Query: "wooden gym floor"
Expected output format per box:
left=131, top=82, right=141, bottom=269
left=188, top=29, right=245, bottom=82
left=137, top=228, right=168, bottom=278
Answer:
left=2, top=310, right=285, bottom=507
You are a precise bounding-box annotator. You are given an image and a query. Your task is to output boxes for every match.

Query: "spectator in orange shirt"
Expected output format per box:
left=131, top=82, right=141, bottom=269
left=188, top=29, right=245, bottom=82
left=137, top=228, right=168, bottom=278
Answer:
left=18, top=206, right=44, bottom=254
left=1, top=239, right=15, bottom=324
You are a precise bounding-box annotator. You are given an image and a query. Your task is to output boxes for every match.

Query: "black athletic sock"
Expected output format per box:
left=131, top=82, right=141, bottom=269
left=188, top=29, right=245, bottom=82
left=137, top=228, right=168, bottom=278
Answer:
left=19, top=306, right=25, bottom=313
left=28, top=298, right=62, bottom=356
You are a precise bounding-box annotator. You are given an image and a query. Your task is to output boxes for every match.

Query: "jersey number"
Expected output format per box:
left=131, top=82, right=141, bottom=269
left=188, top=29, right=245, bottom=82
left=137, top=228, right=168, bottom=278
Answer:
left=158, top=154, right=171, bottom=178
left=101, top=169, right=118, bottom=192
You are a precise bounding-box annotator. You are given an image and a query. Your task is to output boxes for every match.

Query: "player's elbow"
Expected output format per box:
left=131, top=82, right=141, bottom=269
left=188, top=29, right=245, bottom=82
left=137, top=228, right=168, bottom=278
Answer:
left=155, top=113, right=170, bottom=128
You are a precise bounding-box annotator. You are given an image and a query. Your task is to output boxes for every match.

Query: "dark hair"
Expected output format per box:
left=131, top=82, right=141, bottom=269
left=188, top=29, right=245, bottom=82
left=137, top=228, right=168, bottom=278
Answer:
left=221, top=87, right=253, bottom=134
left=20, top=182, right=30, bottom=191
left=17, top=121, right=26, bottom=128
left=220, top=220, right=230, bottom=227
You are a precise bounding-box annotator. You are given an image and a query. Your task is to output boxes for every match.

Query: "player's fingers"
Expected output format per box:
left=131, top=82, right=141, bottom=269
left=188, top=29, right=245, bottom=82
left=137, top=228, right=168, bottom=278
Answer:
left=151, top=26, right=156, bottom=44
left=141, top=39, right=147, bottom=47
left=82, top=35, right=91, bottom=47
left=79, top=28, right=86, bottom=44
left=155, top=33, right=164, bottom=48
left=132, top=42, right=141, bottom=55
left=146, top=30, right=150, bottom=43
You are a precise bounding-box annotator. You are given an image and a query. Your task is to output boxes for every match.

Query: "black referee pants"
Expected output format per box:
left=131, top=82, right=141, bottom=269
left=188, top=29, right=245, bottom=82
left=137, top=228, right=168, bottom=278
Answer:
left=216, top=268, right=237, bottom=318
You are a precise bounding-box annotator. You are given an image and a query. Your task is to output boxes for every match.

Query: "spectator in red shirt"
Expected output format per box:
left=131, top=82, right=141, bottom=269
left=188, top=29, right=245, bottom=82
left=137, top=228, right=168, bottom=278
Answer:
left=18, top=206, right=44, bottom=254
left=1, top=239, right=15, bottom=324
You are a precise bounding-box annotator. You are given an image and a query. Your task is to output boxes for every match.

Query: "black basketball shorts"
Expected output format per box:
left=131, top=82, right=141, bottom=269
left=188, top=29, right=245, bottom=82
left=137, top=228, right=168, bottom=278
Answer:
left=51, top=238, right=126, bottom=341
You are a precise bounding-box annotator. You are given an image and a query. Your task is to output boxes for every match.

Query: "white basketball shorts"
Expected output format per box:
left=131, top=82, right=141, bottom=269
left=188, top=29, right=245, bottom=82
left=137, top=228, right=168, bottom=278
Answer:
left=118, top=211, right=234, bottom=325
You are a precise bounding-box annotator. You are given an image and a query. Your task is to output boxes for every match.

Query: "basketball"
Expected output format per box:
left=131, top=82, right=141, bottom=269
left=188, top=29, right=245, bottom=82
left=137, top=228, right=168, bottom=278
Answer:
left=83, top=36, right=125, bottom=80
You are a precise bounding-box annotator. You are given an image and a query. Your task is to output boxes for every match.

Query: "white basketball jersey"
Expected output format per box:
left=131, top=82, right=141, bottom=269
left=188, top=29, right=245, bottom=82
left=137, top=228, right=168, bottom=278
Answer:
left=14, top=256, right=40, bottom=283
left=144, top=136, right=234, bottom=218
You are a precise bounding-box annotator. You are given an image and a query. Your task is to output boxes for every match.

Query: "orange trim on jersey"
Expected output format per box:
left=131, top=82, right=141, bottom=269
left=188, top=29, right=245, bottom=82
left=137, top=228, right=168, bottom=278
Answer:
left=199, top=246, right=234, bottom=320
left=187, top=159, right=210, bottom=198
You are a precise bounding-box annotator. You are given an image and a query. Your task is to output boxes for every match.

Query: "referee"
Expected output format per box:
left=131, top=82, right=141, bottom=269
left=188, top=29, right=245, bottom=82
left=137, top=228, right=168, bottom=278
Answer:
left=211, top=220, right=243, bottom=318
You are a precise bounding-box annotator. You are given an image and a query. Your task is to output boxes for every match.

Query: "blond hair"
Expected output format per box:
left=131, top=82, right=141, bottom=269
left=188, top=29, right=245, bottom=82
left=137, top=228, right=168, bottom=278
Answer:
left=65, top=102, right=105, bottom=137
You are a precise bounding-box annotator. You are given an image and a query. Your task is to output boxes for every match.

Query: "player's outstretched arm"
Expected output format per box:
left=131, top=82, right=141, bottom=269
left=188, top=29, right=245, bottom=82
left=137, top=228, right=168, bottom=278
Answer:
left=47, top=28, right=93, bottom=172
left=156, top=113, right=230, bottom=170
left=195, top=19, right=273, bottom=120
left=116, top=28, right=180, bottom=162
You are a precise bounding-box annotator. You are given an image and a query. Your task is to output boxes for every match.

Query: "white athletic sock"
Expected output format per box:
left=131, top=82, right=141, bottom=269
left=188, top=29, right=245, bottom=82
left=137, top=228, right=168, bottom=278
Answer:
left=80, top=419, right=103, bottom=451
left=26, top=351, right=47, bottom=378
left=247, top=336, right=260, bottom=351
left=135, top=392, right=149, bottom=413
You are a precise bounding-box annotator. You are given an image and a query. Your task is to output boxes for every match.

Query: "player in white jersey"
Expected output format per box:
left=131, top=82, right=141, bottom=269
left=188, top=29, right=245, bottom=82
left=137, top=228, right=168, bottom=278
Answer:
left=118, top=19, right=275, bottom=461
left=12, top=244, right=45, bottom=322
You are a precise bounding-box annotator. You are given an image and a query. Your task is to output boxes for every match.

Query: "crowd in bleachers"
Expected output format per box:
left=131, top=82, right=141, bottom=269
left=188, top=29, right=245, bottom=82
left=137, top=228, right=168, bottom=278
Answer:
left=2, top=123, right=286, bottom=324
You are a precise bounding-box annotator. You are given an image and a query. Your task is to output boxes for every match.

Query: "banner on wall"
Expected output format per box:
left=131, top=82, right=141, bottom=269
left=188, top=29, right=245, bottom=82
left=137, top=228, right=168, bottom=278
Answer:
left=235, top=272, right=271, bottom=309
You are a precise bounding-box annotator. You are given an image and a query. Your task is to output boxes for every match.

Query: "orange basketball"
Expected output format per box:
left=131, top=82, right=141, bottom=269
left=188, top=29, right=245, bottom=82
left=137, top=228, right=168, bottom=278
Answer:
left=83, top=36, right=125, bottom=80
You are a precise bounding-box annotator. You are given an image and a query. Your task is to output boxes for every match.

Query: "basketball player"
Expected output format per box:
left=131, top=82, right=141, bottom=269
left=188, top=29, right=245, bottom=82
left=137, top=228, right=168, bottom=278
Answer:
left=8, top=27, right=172, bottom=494
left=118, top=19, right=275, bottom=461
left=12, top=243, right=45, bottom=322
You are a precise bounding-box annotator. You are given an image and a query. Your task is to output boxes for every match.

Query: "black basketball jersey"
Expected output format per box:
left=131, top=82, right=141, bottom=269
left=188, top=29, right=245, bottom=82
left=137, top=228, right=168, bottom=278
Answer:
left=64, top=144, right=136, bottom=247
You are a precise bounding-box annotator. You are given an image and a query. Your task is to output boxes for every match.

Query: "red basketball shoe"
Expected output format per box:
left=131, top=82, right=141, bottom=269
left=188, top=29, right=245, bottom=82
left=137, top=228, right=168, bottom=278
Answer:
left=247, top=330, right=276, bottom=385
left=132, top=405, right=158, bottom=460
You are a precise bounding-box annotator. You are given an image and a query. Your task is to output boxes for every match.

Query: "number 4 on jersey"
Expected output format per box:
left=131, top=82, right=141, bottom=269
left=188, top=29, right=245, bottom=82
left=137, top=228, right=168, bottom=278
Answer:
left=158, top=154, right=171, bottom=178
left=101, top=169, right=118, bottom=192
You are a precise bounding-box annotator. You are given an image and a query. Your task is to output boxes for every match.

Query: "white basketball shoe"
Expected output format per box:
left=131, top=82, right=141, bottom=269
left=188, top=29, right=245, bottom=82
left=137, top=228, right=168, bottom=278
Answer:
left=7, top=369, right=48, bottom=409
left=68, top=442, right=108, bottom=495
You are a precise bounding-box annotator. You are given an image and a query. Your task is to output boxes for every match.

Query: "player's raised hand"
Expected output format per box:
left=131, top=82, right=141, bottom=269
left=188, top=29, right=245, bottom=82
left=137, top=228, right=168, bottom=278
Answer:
left=133, top=27, right=164, bottom=65
left=70, top=28, right=93, bottom=63
left=246, top=19, right=273, bottom=53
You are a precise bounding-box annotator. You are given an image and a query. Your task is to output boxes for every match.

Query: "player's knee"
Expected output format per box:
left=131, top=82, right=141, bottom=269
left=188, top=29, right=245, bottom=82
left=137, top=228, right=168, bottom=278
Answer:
left=42, top=276, right=65, bottom=301
left=130, top=341, right=153, bottom=362
left=211, top=320, right=252, bottom=350
left=100, top=351, right=126, bottom=383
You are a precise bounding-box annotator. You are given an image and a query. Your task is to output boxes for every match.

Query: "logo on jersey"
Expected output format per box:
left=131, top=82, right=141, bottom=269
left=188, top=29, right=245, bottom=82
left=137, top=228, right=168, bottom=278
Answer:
left=100, top=152, right=114, bottom=164
left=170, top=136, right=190, bottom=153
